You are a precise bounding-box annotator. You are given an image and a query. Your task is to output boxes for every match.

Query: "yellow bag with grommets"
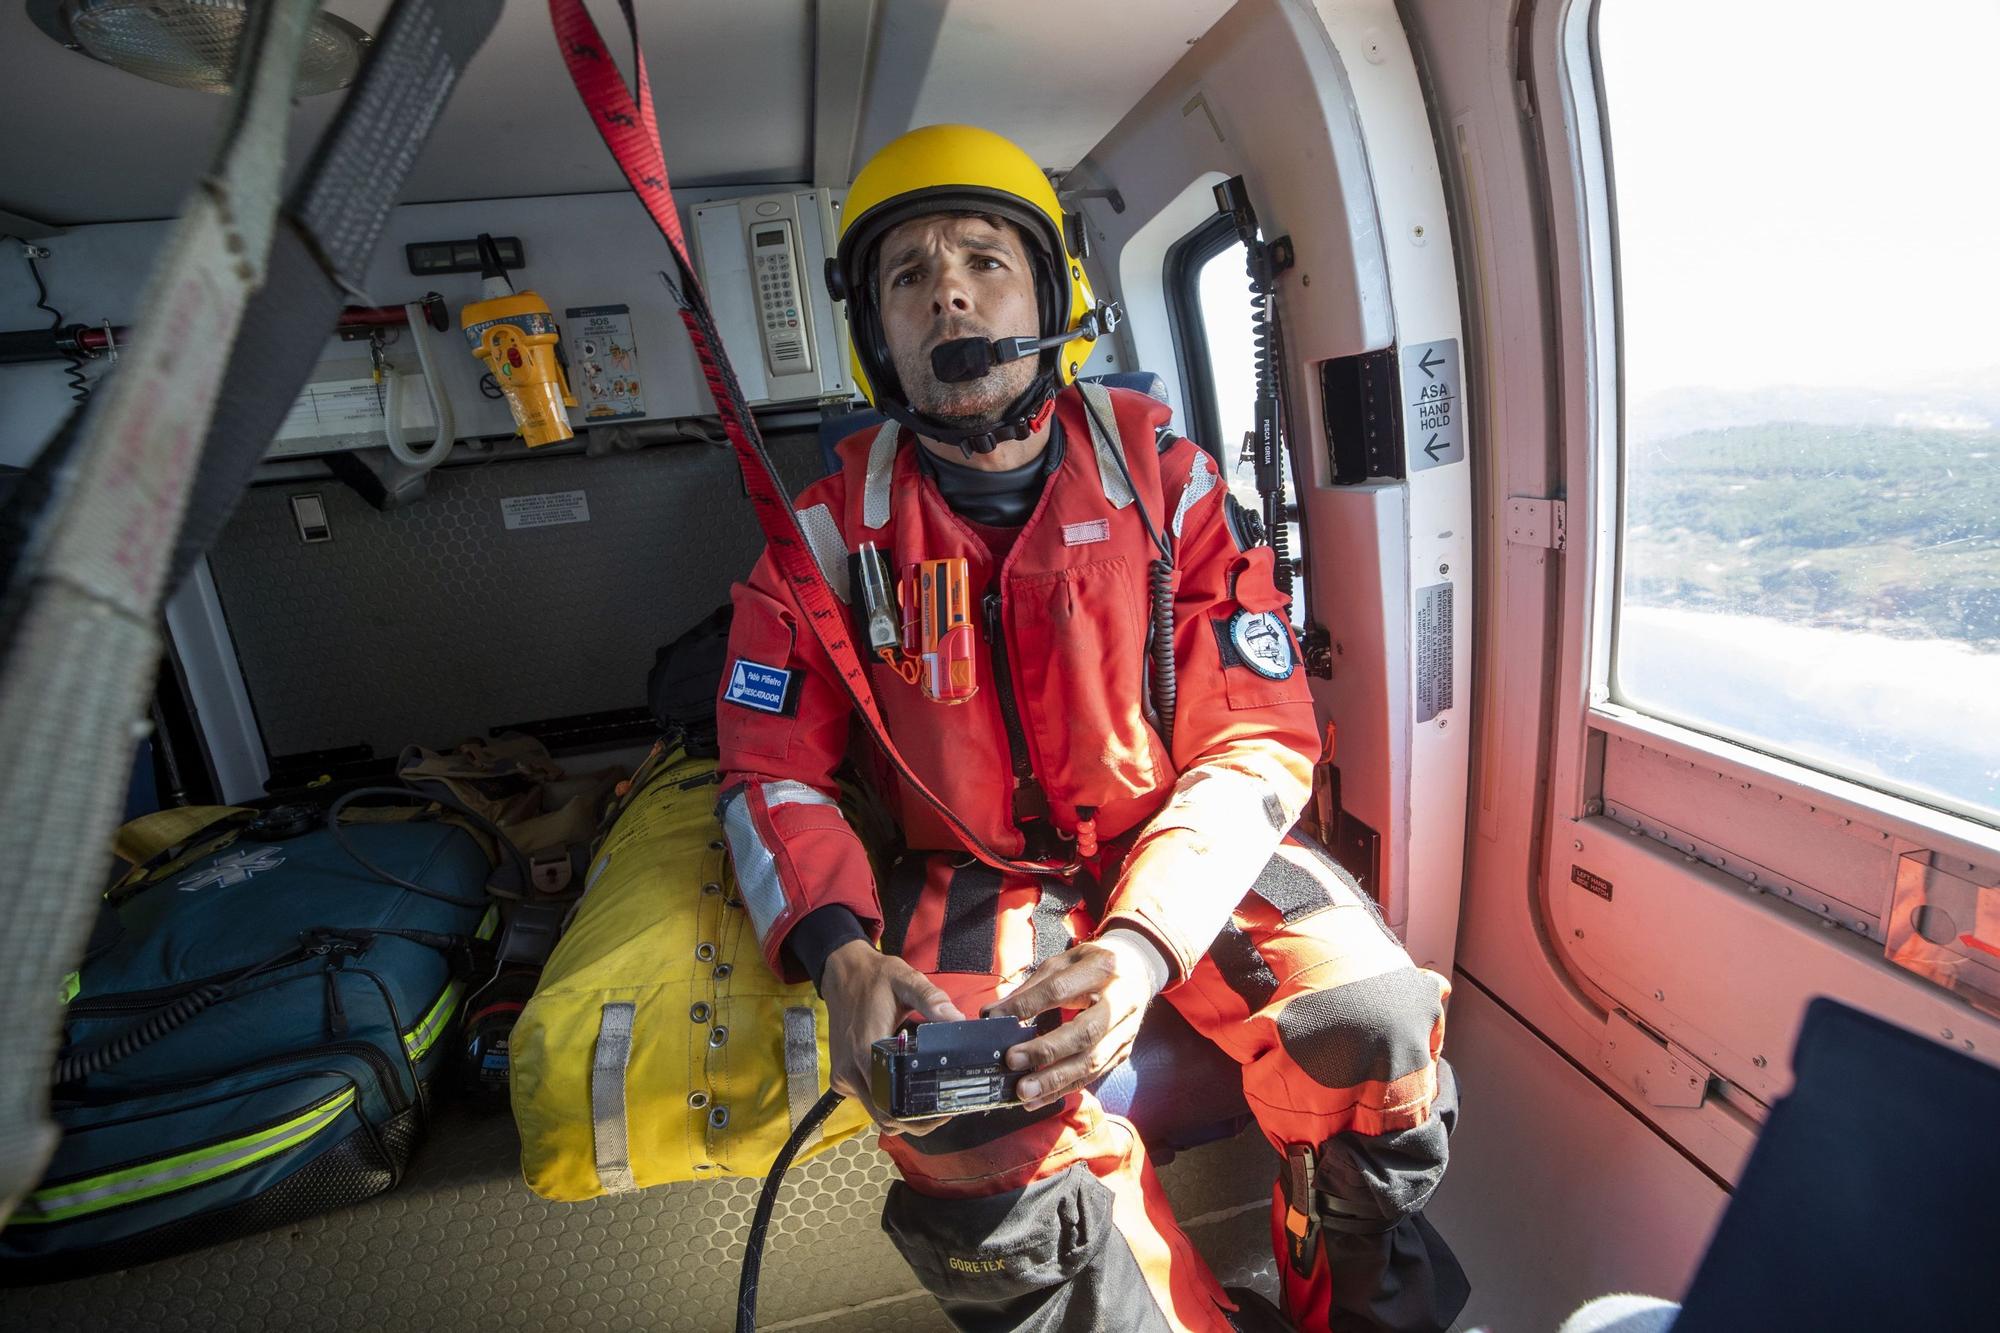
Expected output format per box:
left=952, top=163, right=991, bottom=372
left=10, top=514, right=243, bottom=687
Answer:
left=509, top=738, right=874, bottom=1201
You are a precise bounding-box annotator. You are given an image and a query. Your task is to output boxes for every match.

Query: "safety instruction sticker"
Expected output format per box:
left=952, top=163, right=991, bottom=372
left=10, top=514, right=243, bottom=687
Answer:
left=1403, top=338, right=1463, bottom=472
left=1415, top=581, right=1454, bottom=723
left=501, top=490, right=591, bottom=530
left=565, top=304, right=645, bottom=422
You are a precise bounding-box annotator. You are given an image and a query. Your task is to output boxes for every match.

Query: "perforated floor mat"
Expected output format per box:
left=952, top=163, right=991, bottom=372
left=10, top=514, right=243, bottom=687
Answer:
left=3, top=1100, right=1279, bottom=1331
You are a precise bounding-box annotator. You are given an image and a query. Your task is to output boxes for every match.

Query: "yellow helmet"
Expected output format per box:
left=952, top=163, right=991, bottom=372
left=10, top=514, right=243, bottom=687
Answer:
left=825, top=124, right=1103, bottom=451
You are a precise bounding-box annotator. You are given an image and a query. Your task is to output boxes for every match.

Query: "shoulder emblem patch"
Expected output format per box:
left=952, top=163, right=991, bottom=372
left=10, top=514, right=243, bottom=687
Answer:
left=724, top=659, right=794, bottom=714
left=1228, top=609, right=1296, bottom=680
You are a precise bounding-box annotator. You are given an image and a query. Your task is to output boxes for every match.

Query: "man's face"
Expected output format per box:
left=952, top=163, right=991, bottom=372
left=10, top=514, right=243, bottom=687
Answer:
left=875, top=213, right=1043, bottom=428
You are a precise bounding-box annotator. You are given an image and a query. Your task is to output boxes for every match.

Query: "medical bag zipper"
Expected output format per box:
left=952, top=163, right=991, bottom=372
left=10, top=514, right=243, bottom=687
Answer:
left=63, top=933, right=366, bottom=1017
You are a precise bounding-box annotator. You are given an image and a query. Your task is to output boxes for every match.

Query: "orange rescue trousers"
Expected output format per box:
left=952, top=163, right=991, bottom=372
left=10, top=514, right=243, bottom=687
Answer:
left=873, top=834, right=1469, bottom=1333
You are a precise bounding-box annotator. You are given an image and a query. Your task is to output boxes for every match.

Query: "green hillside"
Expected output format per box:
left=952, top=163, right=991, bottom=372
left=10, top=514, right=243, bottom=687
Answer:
left=1622, top=422, right=2000, bottom=647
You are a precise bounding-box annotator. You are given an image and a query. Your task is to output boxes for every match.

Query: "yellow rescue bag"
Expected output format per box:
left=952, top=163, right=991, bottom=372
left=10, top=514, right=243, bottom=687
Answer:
left=509, top=739, right=874, bottom=1201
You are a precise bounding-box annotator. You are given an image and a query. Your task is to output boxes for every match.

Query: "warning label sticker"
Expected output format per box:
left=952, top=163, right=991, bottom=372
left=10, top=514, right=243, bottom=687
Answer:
left=501, top=490, right=591, bottom=531
left=1416, top=582, right=1454, bottom=723
left=1572, top=865, right=1614, bottom=901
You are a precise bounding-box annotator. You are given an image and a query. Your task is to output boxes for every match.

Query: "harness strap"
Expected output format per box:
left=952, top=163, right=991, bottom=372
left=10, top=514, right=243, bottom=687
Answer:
left=549, top=0, right=1074, bottom=879
left=0, top=0, right=503, bottom=1222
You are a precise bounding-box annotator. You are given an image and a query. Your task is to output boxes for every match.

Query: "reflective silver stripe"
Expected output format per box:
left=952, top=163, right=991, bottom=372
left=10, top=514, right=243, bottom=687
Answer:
left=782, top=1006, right=825, bottom=1152
left=719, top=786, right=789, bottom=940
left=862, top=421, right=899, bottom=529
left=1172, top=454, right=1218, bottom=538
left=762, top=779, right=838, bottom=812
left=1078, top=381, right=1136, bottom=510
left=797, top=503, right=850, bottom=604
left=591, top=1002, right=637, bottom=1195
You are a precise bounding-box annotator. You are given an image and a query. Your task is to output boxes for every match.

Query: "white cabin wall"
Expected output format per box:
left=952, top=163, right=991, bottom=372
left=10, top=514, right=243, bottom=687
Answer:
left=1076, top=0, right=1477, bottom=977
left=0, top=186, right=821, bottom=470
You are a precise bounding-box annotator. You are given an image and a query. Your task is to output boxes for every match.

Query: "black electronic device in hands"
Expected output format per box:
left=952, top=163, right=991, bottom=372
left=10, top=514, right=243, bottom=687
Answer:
left=869, top=1015, right=1041, bottom=1119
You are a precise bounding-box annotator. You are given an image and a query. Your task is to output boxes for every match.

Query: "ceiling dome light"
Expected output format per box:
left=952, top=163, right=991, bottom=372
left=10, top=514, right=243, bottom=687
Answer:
left=28, top=0, right=371, bottom=97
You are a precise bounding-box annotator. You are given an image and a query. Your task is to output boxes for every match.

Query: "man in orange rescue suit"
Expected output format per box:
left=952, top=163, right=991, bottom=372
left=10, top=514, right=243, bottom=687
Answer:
left=717, top=124, right=1467, bottom=1333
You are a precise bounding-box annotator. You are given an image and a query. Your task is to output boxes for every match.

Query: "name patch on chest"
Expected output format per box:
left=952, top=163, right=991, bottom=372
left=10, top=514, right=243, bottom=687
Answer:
left=1062, top=519, right=1111, bottom=546
left=723, top=659, right=795, bottom=714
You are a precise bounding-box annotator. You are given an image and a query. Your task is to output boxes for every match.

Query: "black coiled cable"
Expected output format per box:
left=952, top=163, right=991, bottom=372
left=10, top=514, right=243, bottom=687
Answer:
left=7, top=239, right=89, bottom=404
left=53, top=983, right=224, bottom=1085
left=1246, top=243, right=1292, bottom=598
left=1078, top=391, right=1178, bottom=752
left=1147, top=556, right=1176, bottom=749
left=737, top=1088, right=843, bottom=1333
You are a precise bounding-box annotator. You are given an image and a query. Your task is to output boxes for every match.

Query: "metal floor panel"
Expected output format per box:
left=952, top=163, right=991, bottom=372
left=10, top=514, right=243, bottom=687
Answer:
left=3, top=1100, right=1280, bottom=1332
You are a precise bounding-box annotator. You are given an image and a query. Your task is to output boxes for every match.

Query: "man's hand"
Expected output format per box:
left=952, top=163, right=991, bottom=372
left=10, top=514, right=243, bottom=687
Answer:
left=982, top=937, right=1158, bottom=1113
left=819, top=938, right=965, bottom=1135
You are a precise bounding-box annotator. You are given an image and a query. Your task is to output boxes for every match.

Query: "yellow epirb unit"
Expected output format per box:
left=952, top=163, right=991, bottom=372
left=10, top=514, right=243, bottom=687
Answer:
left=459, top=234, right=577, bottom=447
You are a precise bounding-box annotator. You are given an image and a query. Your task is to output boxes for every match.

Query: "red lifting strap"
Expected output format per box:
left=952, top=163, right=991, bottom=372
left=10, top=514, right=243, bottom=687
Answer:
left=547, top=0, right=1076, bottom=879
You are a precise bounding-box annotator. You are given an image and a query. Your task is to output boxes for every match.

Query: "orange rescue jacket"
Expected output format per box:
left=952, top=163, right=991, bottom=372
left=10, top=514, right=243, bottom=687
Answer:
left=716, top=384, right=1318, bottom=986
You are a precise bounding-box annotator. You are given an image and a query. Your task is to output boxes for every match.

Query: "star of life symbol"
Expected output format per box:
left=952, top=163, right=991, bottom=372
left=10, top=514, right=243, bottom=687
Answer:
left=176, top=847, right=286, bottom=892
left=1230, top=609, right=1296, bottom=680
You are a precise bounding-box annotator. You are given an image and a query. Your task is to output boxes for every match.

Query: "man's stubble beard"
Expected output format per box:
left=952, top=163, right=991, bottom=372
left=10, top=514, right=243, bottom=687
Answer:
left=889, top=322, right=1040, bottom=430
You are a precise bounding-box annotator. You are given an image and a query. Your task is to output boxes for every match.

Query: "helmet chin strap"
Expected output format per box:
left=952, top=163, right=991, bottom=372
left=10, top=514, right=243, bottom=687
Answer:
left=882, top=370, right=1059, bottom=458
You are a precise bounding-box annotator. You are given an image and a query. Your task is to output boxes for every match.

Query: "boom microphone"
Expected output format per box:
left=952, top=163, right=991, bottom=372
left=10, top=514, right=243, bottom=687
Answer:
left=930, top=302, right=1122, bottom=383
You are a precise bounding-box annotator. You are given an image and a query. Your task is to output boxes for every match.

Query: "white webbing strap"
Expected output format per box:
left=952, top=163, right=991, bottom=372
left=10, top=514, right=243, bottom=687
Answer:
left=590, top=1002, right=638, bottom=1194
left=782, top=1007, right=825, bottom=1152
left=861, top=421, right=899, bottom=530
left=796, top=503, right=850, bottom=603
left=1077, top=381, right=1137, bottom=510
left=0, top=0, right=318, bottom=1221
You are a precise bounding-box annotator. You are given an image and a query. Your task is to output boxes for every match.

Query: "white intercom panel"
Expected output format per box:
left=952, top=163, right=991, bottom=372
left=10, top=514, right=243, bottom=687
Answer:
left=691, top=188, right=851, bottom=407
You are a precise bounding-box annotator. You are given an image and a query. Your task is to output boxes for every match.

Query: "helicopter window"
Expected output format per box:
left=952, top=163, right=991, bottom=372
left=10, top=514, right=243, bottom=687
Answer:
left=1598, top=0, right=2000, bottom=825
left=1168, top=218, right=1307, bottom=626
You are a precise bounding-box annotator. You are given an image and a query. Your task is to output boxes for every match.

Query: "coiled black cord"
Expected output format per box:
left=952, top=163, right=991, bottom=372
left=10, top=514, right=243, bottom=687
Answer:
left=738, top=1089, right=844, bottom=1333
left=1078, top=391, right=1179, bottom=752
left=1246, top=244, right=1292, bottom=597
left=53, top=984, right=224, bottom=1085
left=1147, top=556, right=1177, bottom=749
left=5, top=238, right=89, bottom=404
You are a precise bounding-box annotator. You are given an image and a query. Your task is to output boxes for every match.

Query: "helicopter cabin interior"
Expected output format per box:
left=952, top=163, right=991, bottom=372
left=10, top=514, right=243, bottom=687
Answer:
left=0, top=1, right=1995, bottom=1330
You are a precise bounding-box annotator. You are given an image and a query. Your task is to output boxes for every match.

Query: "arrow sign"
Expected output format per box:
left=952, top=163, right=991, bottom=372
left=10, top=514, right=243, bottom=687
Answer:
left=1404, top=339, right=1462, bottom=471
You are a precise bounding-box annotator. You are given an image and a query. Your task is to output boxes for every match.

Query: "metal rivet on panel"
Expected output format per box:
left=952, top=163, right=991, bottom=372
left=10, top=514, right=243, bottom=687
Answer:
left=696, top=943, right=716, bottom=961
left=690, top=1003, right=711, bottom=1023
left=713, top=964, right=733, bottom=980
left=709, top=1026, right=728, bottom=1046
left=702, top=882, right=722, bottom=895
left=709, top=840, right=725, bottom=851
left=709, top=1106, right=730, bottom=1128
left=687, top=1091, right=709, bottom=1109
